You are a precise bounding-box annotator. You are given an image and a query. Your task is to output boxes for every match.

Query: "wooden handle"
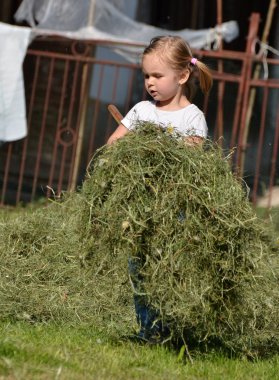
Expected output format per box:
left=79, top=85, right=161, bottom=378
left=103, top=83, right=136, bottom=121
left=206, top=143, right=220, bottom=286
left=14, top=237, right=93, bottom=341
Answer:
left=107, top=104, right=124, bottom=125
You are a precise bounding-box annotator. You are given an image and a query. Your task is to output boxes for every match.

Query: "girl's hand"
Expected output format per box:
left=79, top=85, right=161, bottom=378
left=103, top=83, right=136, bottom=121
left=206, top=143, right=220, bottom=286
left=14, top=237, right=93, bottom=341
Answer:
left=107, top=124, right=130, bottom=145
left=184, top=136, right=204, bottom=146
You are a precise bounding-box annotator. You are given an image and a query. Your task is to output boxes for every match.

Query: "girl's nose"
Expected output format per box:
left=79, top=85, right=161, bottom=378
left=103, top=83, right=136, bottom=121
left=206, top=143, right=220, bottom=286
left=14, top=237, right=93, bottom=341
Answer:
left=146, top=78, right=153, bottom=87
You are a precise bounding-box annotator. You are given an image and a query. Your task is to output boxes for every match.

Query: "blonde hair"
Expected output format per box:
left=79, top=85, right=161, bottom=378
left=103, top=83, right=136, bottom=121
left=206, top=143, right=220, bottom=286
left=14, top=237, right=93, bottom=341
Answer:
left=143, top=35, right=212, bottom=101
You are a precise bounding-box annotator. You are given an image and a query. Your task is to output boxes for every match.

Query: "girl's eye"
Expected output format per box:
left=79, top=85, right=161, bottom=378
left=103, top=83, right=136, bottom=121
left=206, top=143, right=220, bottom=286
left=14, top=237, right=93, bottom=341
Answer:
left=143, top=74, right=162, bottom=79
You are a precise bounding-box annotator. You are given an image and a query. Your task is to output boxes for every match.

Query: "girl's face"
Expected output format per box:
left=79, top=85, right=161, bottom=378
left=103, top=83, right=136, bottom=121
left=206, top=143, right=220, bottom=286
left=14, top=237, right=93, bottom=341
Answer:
left=142, top=53, right=188, bottom=104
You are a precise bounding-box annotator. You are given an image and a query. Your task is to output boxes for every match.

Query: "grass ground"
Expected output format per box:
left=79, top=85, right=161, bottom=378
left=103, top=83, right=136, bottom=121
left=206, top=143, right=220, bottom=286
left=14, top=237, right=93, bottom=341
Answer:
left=1, top=322, right=279, bottom=380
left=0, top=205, right=279, bottom=379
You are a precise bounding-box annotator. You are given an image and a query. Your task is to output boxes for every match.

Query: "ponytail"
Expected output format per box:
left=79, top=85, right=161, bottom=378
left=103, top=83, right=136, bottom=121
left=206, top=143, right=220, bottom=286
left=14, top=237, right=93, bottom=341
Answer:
left=194, top=59, right=213, bottom=94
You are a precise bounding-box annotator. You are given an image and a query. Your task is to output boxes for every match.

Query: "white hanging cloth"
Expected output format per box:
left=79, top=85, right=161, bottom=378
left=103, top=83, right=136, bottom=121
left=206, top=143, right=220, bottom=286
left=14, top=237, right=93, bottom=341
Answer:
left=14, top=0, right=239, bottom=63
left=0, top=22, right=32, bottom=142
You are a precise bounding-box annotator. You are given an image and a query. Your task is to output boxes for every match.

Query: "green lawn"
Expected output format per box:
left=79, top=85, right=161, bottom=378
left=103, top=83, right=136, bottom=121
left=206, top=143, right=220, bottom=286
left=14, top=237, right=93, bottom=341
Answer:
left=1, top=322, right=278, bottom=380
left=1, top=205, right=279, bottom=379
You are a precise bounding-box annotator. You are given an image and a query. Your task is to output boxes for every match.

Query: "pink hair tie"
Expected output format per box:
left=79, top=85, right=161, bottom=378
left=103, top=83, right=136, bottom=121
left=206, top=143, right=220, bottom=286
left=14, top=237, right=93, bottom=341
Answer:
left=190, top=57, right=198, bottom=65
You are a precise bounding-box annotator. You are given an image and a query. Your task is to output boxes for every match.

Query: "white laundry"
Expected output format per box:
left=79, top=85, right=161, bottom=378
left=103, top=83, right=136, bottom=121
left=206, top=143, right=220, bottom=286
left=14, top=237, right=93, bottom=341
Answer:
left=15, top=0, right=239, bottom=63
left=0, top=22, right=32, bottom=142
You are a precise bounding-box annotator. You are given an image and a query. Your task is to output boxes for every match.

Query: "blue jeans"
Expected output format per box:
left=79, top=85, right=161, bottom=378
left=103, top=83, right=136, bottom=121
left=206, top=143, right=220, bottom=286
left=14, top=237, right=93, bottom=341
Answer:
left=128, top=258, right=168, bottom=340
left=127, top=211, right=185, bottom=340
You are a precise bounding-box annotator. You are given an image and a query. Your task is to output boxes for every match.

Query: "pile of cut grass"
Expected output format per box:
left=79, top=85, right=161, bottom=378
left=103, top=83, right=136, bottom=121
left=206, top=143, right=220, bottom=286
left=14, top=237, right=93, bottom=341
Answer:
left=80, top=123, right=279, bottom=356
left=0, top=194, right=134, bottom=335
left=0, top=122, right=278, bottom=357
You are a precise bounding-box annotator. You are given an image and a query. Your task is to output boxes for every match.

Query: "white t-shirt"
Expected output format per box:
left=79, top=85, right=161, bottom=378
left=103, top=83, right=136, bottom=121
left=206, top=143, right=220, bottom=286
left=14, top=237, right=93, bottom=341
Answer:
left=121, top=100, right=208, bottom=138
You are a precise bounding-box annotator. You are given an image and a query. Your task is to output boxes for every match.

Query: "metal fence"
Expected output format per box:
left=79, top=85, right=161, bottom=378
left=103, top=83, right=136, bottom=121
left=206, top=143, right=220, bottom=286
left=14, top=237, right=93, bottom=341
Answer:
left=1, top=13, right=279, bottom=207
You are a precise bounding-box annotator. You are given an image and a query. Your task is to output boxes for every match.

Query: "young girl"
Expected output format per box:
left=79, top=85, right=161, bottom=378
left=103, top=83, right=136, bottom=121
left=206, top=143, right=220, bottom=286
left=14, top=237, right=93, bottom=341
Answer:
left=107, top=35, right=212, bottom=146
left=107, top=36, right=213, bottom=343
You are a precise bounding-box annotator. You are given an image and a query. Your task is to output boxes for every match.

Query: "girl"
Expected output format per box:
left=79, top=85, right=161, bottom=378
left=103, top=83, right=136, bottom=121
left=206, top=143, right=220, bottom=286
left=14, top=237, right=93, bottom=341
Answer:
left=107, top=36, right=213, bottom=343
left=107, top=35, right=212, bottom=146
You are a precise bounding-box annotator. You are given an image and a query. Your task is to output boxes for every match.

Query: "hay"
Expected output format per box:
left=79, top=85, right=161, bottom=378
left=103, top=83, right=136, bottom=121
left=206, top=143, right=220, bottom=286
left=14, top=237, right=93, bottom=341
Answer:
left=80, top=123, right=279, bottom=356
left=0, top=122, right=278, bottom=357
left=0, top=195, right=134, bottom=334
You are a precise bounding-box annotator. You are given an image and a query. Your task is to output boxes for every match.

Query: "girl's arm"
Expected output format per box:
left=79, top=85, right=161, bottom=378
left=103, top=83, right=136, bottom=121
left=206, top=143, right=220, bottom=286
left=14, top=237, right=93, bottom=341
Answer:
left=106, top=124, right=130, bottom=145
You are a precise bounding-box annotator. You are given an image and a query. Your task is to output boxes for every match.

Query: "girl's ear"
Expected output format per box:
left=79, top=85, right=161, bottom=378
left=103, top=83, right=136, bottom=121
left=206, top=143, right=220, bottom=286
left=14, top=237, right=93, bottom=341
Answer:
left=179, top=70, right=190, bottom=85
